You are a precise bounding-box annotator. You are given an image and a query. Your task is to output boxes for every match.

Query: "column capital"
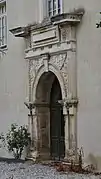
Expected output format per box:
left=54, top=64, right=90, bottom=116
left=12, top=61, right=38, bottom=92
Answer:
left=58, top=97, right=78, bottom=108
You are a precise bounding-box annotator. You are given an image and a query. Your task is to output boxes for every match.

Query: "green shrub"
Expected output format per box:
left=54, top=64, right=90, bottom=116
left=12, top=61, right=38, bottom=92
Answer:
left=0, top=123, right=31, bottom=159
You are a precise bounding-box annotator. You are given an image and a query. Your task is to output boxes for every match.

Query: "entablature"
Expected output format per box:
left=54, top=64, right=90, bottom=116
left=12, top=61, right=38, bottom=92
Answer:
left=25, top=41, right=76, bottom=60
left=10, top=11, right=84, bottom=58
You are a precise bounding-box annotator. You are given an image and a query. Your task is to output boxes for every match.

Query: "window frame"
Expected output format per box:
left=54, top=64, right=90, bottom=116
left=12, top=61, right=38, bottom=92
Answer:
left=0, top=0, right=7, bottom=48
left=47, top=0, right=62, bottom=17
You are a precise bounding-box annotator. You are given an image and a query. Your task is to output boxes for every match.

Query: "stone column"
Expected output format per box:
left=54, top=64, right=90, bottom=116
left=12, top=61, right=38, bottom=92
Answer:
left=26, top=114, right=32, bottom=158
left=28, top=113, right=35, bottom=147
left=60, top=98, right=78, bottom=162
left=32, top=109, right=38, bottom=150
left=69, top=104, right=78, bottom=161
left=27, top=107, right=40, bottom=161
left=64, top=114, right=69, bottom=159
left=28, top=114, right=31, bottom=135
left=68, top=100, right=78, bottom=162
left=63, top=104, right=70, bottom=160
left=67, top=27, right=78, bottom=162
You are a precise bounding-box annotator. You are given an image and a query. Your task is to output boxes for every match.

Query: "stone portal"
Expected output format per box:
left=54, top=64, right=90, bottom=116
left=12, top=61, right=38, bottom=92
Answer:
left=30, top=72, right=65, bottom=160
left=10, top=10, right=84, bottom=162
left=10, top=12, right=84, bottom=162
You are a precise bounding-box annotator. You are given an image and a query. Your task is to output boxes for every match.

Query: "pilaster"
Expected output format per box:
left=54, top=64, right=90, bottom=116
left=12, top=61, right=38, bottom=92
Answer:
left=59, top=98, right=78, bottom=163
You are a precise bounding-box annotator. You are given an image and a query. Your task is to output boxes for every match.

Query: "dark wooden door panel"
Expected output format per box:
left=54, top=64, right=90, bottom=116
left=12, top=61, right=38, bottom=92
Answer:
left=50, top=76, right=65, bottom=160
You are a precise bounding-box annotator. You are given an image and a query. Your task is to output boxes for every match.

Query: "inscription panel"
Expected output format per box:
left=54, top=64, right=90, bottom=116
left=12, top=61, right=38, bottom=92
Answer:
left=31, top=27, right=59, bottom=47
left=33, top=29, right=56, bottom=43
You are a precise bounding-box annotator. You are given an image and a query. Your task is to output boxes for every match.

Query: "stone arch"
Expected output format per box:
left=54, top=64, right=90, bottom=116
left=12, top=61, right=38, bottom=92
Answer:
left=32, top=64, right=67, bottom=102
left=31, top=64, right=66, bottom=159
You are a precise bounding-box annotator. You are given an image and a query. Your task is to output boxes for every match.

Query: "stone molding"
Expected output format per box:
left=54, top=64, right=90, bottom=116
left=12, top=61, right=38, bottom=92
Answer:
left=25, top=45, right=76, bottom=60
left=50, top=53, right=68, bottom=94
left=32, top=64, right=67, bottom=101
left=29, top=52, right=68, bottom=101
left=9, top=26, right=29, bottom=37
left=58, top=98, right=78, bottom=107
left=51, top=12, right=84, bottom=26
left=10, top=11, right=84, bottom=39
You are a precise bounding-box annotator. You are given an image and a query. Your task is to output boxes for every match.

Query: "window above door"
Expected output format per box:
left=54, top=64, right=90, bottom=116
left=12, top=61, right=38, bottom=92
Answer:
left=47, top=0, right=62, bottom=17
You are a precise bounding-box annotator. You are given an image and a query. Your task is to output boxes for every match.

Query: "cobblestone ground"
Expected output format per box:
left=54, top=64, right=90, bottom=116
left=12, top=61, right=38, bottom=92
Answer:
left=0, top=162, right=100, bottom=179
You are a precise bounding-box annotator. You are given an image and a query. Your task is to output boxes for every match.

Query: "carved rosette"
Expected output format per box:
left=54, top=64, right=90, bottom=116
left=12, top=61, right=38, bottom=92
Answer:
left=50, top=53, right=68, bottom=95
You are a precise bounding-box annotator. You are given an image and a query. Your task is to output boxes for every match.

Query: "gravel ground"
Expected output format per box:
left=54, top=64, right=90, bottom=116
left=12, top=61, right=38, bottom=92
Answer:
left=0, top=162, right=100, bottom=179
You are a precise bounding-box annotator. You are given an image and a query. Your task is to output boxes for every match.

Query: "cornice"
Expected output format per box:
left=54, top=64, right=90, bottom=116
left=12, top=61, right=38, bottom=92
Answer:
left=9, top=26, right=29, bottom=37
left=9, top=10, right=84, bottom=38
left=51, top=12, right=84, bottom=26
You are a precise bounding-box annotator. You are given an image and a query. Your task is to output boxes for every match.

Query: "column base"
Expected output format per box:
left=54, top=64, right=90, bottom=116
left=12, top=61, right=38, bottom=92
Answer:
left=64, top=149, right=78, bottom=164
left=26, top=147, right=51, bottom=162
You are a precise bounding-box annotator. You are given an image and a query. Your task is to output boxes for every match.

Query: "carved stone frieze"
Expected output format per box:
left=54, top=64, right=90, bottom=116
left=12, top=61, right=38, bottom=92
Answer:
left=35, top=58, right=44, bottom=72
left=50, top=53, right=67, bottom=70
left=29, top=52, right=69, bottom=100
left=61, top=58, right=68, bottom=93
left=30, top=60, right=35, bottom=83
left=60, top=26, right=71, bottom=42
left=50, top=53, right=68, bottom=94
left=30, top=58, right=44, bottom=84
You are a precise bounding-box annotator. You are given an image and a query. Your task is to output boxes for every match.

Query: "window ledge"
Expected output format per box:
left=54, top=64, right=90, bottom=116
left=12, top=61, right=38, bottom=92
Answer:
left=51, top=11, right=84, bottom=26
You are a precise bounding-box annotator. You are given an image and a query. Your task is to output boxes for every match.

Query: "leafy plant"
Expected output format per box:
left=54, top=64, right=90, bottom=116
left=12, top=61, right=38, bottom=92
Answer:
left=0, top=123, right=31, bottom=159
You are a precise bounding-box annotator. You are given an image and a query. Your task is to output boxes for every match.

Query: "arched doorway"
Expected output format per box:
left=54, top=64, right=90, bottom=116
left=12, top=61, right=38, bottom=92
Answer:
left=35, top=71, right=65, bottom=160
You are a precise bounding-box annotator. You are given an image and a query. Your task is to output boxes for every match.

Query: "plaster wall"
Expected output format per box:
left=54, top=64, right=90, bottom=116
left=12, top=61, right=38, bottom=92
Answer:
left=63, top=0, right=101, bottom=168
left=0, top=0, right=39, bottom=158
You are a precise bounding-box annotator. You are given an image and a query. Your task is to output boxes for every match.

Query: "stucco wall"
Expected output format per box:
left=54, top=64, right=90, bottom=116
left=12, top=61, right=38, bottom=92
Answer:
left=63, top=0, right=101, bottom=168
left=0, top=0, right=39, bottom=158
